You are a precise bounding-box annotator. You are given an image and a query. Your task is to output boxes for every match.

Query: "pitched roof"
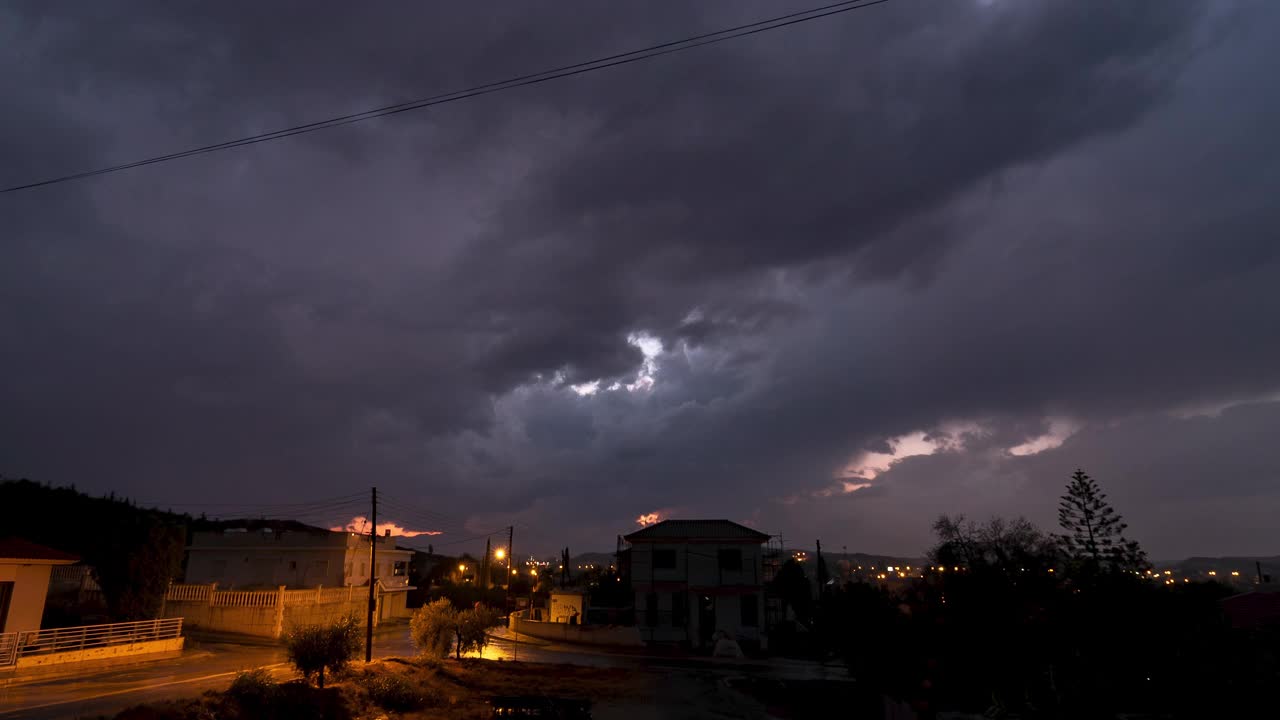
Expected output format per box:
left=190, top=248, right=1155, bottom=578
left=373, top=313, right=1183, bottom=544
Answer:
left=623, top=519, right=770, bottom=543
left=0, top=537, right=80, bottom=563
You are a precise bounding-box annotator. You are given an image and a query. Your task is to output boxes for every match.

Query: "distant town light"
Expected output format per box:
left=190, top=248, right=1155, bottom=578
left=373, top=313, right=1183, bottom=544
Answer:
left=458, top=564, right=466, bottom=572
left=1231, top=571, right=1240, bottom=577
left=1164, top=570, right=1172, bottom=576
left=1208, top=571, right=1217, bottom=576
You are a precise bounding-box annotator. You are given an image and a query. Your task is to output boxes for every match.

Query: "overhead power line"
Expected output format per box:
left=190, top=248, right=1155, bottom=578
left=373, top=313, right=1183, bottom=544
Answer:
left=1, top=0, right=892, bottom=194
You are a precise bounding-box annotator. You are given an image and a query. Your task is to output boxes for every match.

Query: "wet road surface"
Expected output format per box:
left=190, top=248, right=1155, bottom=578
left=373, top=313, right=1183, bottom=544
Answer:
left=0, top=623, right=847, bottom=719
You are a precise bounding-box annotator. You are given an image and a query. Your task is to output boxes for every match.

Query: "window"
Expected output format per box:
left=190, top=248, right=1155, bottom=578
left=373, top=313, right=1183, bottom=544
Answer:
left=288, top=561, right=298, bottom=571
left=740, top=594, right=759, bottom=627
left=393, top=561, right=407, bottom=576
left=653, top=549, right=677, bottom=569
left=718, top=548, right=742, bottom=571
left=671, top=592, right=686, bottom=628
left=0, top=581, right=13, bottom=633
left=645, top=593, right=659, bottom=627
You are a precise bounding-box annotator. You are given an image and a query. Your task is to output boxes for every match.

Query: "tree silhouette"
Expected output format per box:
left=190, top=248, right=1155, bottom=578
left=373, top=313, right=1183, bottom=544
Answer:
left=1057, top=469, right=1148, bottom=573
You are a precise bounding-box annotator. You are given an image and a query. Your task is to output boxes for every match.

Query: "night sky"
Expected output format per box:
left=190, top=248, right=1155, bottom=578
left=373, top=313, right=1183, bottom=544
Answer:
left=3, top=1, right=1278, bottom=559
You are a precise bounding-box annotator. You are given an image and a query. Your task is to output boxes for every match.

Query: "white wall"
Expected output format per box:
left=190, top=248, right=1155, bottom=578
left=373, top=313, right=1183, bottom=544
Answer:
left=0, top=563, right=55, bottom=634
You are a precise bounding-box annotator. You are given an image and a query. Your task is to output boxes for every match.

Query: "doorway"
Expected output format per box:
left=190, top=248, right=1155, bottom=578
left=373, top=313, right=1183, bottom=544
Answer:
left=698, top=594, right=715, bottom=647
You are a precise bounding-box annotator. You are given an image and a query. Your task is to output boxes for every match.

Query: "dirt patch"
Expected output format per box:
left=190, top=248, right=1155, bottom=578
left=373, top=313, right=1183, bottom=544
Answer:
left=95, top=658, right=658, bottom=720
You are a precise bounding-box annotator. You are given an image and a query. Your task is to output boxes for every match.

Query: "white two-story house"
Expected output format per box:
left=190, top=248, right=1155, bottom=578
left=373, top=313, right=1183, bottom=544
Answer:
left=184, top=522, right=412, bottom=593
left=623, top=519, right=769, bottom=650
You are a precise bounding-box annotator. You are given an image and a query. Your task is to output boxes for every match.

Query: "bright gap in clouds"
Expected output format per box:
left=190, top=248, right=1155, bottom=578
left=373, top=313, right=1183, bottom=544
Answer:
left=841, top=427, right=973, bottom=481
left=572, top=332, right=663, bottom=396
left=832, top=418, right=1079, bottom=495
left=331, top=516, right=443, bottom=537
left=1007, top=418, right=1080, bottom=456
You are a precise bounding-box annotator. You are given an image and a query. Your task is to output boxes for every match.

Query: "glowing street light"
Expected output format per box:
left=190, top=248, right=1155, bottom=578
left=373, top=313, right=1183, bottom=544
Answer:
left=458, top=564, right=466, bottom=572
left=495, top=548, right=506, bottom=560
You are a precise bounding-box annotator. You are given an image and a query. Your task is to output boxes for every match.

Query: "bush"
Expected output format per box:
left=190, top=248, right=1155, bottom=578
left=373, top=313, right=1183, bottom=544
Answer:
left=411, top=598, right=457, bottom=659
left=284, top=615, right=362, bottom=688
left=226, top=668, right=276, bottom=710
left=364, top=674, right=426, bottom=712
left=457, top=604, right=499, bottom=659
left=410, top=599, right=500, bottom=659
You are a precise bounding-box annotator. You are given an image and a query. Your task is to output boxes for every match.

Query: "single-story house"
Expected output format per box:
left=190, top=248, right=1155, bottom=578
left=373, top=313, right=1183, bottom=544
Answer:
left=0, top=538, right=79, bottom=634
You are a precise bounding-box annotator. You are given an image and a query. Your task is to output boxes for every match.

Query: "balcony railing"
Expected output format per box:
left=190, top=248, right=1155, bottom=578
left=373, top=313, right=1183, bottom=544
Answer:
left=0, top=618, right=183, bottom=667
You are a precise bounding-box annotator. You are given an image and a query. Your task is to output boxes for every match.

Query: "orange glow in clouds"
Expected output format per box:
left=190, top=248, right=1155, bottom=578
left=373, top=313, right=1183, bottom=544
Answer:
left=331, top=516, right=443, bottom=537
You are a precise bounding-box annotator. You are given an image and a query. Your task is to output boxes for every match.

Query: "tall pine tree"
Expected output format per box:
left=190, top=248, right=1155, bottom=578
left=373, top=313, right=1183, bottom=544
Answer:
left=1057, top=469, right=1148, bottom=573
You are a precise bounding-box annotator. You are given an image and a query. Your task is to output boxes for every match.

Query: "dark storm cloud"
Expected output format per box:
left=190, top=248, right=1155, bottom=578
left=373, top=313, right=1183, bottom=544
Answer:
left=3, top=0, right=1277, bottom=556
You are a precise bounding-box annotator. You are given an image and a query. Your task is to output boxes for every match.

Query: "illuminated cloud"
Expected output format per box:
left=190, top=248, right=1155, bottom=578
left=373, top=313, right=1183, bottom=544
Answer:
left=636, top=511, right=661, bottom=527
left=1007, top=418, right=1080, bottom=456
left=840, top=423, right=982, bottom=481
left=331, top=516, right=443, bottom=537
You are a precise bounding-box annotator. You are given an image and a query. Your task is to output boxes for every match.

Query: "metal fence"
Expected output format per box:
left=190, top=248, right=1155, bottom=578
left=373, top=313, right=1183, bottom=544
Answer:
left=0, top=618, right=183, bottom=667
left=0, top=632, right=16, bottom=667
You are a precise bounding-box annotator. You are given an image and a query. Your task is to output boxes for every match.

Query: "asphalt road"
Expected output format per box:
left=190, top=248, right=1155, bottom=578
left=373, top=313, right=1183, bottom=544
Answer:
left=0, top=624, right=846, bottom=719
left=0, top=624, right=622, bottom=719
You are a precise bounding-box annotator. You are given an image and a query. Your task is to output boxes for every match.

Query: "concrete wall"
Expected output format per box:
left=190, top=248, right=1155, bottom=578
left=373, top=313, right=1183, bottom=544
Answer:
left=0, top=563, right=54, bottom=634
left=548, top=592, right=586, bottom=624
left=165, top=597, right=374, bottom=638
left=282, top=598, right=370, bottom=634
left=15, top=638, right=184, bottom=668
left=510, top=612, right=642, bottom=647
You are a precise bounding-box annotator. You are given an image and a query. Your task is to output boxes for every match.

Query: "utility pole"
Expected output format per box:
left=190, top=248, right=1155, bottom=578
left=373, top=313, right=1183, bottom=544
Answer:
left=506, top=526, right=515, bottom=592
left=484, top=537, right=492, bottom=590
left=365, top=486, right=377, bottom=662
left=507, top=525, right=516, bottom=663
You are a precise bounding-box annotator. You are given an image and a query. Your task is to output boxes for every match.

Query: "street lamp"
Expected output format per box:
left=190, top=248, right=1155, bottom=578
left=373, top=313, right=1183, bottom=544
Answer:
left=495, top=548, right=506, bottom=560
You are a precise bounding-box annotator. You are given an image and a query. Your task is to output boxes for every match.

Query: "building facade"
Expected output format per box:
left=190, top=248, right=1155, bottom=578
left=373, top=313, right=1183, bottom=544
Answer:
left=0, top=538, right=79, bottom=634
left=185, top=525, right=412, bottom=592
left=623, top=519, right=769, bottom=650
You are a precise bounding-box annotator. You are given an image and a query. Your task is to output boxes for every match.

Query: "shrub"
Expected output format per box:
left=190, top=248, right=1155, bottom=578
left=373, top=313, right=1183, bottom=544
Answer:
left=411, top=598, right=457, bottom=659
left=364, top=673, right=425, bottom=711
left=456, top=604, right=499, bottom=659
left=226, top=668, right=276, bottom=710
left=410, top=598, right=501, bottom=659
left=284, top=615, right=362, bottom=688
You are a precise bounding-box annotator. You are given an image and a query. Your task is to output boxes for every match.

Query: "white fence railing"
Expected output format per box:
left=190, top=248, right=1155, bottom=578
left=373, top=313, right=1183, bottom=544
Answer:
left=0, top=618, right=183, bottom=666
left=166, top=583, right=374, bottom=609
left=214, top=590, right=279, bottom=607
left=282, top=586, right=357, bottom=606
left=165, top=583, right=212, bottom=602
left=0, top=632, right=16, bottom=667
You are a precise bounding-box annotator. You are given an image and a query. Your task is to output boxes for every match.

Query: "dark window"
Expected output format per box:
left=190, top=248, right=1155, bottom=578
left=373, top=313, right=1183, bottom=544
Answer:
left=645, top=593, right=659, bottom=627
left=393, top=561, right=407, bottom=576
left=718, top=549, right=742, bottom=571
left=741, top=594, right=759, bottom=627
left=0, top=581, right=14, bottom=633
left=288, top=561, right=297, bottom=571
left=653, top=549, right=677, bottom=569
left=671, top=592, right=686, bottom=627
